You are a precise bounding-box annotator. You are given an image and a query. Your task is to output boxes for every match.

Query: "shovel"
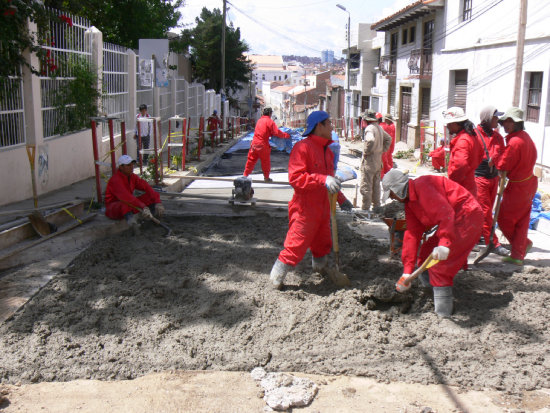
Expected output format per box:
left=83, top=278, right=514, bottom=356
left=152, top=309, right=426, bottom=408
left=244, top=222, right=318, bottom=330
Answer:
left=396, top=254, right=440, bottom=292
left=120, top=200, right=172, bottom=237
left=327, top=192, right=351, bottom=288
left=474, top=171, right=507, bottom=264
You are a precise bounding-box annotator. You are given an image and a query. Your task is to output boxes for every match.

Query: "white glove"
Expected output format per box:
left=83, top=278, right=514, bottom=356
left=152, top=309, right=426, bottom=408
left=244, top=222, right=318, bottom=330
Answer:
left=396, top=274, right=412, bottom=292
left=325, top=175, right=342, bottom=194
left=155, top=203, right=165, bottom=218
left=432, top=246, right=450, bottom=260
left=141, top=206, right=153, bottom=220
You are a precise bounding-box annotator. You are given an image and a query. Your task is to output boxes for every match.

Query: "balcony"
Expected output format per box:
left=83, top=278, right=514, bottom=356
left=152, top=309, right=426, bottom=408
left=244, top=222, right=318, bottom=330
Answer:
left=408, top=48, right=432, bottom=78
left=379, top=55, right=396, bottom=77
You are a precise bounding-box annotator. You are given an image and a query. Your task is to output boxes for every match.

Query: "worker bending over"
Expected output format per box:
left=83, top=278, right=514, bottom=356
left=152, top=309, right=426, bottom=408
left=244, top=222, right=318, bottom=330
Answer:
left=474, top=106, right=508, bottom=256
left=269, top=111, right=341, bottom=289
left=360, top=110, right=392, bottom=211
left=243, top=107, right=290, bottom=183
left=495, top=108, right=537, bottom=265
left=382, top=169, right=483, bottom=317
left=105, top=155, right=164, bottom=234
left=429, top=139, right=446, bottom=172
left=444, top=107, right=483, bottom=196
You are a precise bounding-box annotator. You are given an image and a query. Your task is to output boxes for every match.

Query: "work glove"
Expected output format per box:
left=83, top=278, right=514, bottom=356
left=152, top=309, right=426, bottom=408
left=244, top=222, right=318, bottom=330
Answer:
left=325, top=175, right=342, bottom=194
left=395, top=274, right=412, bottom=293
left=155, top=203, right=165, bottom=218
left=141, top=206, right=153, bottom=221
left=340, top=199, right=353, bottom=212
left=432, top=246, right=450, bottom=260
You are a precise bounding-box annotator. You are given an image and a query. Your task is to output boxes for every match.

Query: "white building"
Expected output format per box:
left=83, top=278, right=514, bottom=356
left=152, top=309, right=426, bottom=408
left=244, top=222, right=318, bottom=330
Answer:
left=371, top=0, right=550, bottom=175
left=246, top=55, right=289, bottom=95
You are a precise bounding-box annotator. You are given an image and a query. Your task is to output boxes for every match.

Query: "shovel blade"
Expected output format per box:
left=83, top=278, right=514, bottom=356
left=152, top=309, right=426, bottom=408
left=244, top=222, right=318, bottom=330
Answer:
left=473, top=243, right=494, bottom=264
left=325, top=267, right=351, bottom=288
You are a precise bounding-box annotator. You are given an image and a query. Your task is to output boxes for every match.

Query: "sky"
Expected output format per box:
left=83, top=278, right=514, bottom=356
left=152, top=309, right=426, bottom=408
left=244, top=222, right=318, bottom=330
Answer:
left=177, top=0, right=414, bottom=58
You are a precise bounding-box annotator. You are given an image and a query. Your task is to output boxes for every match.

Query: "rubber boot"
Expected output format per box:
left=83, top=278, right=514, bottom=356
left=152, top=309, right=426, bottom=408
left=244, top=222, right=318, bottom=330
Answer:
left=419, top=271, right=431, bottom=287
left=433, top=286, right=453, bottom=317
left=312, top=255, right=328, bottom=273
left=269, top=259, right=291, bottom=290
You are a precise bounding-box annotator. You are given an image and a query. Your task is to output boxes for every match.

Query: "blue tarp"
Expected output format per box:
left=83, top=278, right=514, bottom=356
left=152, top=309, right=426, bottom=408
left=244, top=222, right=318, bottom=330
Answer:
left=530, top=192, right=549, bottom=229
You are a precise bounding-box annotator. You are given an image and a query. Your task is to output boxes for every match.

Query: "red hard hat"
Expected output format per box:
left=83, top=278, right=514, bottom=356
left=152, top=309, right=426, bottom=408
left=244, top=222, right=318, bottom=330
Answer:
left=375, top=112, right=383, bottom=119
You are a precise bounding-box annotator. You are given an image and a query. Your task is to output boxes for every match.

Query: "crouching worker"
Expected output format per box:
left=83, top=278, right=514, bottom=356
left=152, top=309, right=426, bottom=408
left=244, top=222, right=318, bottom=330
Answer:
left=269, top=111, right=341, bottom=289
left=105, top=155, right=165, bottom=234
left=382, top=169, right=483, bottom=317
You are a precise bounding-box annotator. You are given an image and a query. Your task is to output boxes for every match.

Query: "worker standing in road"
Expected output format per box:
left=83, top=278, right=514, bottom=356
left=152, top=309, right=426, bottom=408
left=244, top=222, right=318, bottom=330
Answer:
left=243, top=107, right=290, bottom=183
left=382, top=169, right=483, bottom=317
left=380, top=114, right=396, bottom=177
left=359, top=110, right=392, bottom=211
left=474, top=106, right=509, bottom=256
left=444, top=107, right=484, bottom=197
left=495, top=108, right=538, bottom=265
left=429, top=139, right=446, bottom=172
left=207, top=110, right=222, bottom=143
left=105, top=155, right=164, bottom=234
left=268, top=111, right=341, bottom=289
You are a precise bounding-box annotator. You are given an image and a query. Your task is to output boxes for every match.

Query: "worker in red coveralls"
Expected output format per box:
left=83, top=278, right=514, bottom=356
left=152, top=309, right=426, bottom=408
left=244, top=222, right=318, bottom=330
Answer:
left=383, top=169, right=483, bottom=317
left=473, top=105, right=509, bottom=256
left=207, top=110, right=221, bottom=143
left=495, top=108, right=538, bottom=266
left=380, top=113, right=396, bottom=177
left=105, top=155, right=164, bottom=234
left=444, top=107, right=484, bottom=197
left=429, top=139, right=446, bottom=172
left=243, top=107, right=290, bottom=183
left=269, top=111, right=342, bottom=290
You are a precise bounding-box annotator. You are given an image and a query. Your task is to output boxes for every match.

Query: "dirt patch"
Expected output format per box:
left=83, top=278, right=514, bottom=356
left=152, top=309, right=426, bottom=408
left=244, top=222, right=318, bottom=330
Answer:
left=0, top=215, right=548, bottom=394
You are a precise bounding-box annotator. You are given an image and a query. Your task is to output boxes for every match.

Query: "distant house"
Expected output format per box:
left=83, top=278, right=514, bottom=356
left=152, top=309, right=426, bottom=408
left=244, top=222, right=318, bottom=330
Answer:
left=371, top=0, right=550, bottom=175
left=245, top=55, right=289, bottom=95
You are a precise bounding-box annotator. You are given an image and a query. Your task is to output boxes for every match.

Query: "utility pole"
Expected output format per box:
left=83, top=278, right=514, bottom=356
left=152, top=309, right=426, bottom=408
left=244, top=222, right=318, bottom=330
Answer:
left=221, top=0, right=227, bottom=137
left=513, top=0, right=528, bottom=107
left=336, top=4, right=351, bottom=139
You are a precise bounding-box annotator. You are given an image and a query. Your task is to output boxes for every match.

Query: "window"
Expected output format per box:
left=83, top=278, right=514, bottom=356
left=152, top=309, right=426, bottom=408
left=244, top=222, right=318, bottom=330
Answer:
left=463, top=0, right=472, bottom=21
left=402, top=28, right=408, bottom=45
left=284, top=74, right=288, bottom=80
left=450, top=69, right=468, bottom=110
left=526, top=72, right=543, bottom=122
left=372, top=71, right=377, bottom=88
left=262, top=74, right=265, bottom=80
left=421, top=87, right=431, bottom=120
left=409, top=26, right=416, bottom=43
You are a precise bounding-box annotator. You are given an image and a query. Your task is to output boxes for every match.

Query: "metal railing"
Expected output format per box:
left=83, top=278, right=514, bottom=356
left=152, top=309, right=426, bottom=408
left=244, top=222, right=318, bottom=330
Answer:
left=101, top=42, right=129, bottom=139
left=40, top=8, right=92, bottom=139
left=408, top=48, right=432, bottom=76
left=379, top=55, right=396, bottom=76
left=0, top=75, right=26, bottom=148
left=175, top=77, right=187, bottom=117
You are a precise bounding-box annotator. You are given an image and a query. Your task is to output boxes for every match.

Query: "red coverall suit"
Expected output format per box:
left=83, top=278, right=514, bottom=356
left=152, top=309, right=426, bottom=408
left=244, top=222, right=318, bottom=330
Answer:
left=447, top=130, right=484, bottom=197
left=278, top=135, right=334, bottom=266
left=496, top=130, right=537, bottom=260
left=402, top=175, right=483, bottom=287
left=105, top=170, right=161, bottom=219
left=474, top=125, right=505, bottom=247
left=380, top=122, right=396, bottom=177
left=207, top=115, right=221, bottom=142
left=243, top=115, right=290, bottom=180
left=429, top=146, right=446, bottom=171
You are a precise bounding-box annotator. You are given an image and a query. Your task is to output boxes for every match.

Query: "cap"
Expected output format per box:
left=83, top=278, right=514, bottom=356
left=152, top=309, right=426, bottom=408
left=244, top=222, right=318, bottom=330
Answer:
left=381, top=169, right=410, bottom=203
left=442, top=107, right=468, bottom=125
left=118, top=154, right=136, bottom=166
left=213, top=109, right=217, bottom=114
left=479, top=106, right=504, bottom=123
left=302, top=111, right=329, bottom=136
left=375, top=112, right=383, bottom=119
left=498, top=107, right=524, bottom=123
left=384, top=113, right=395, bottom=121
left=361, top=110, right=378, bottom=122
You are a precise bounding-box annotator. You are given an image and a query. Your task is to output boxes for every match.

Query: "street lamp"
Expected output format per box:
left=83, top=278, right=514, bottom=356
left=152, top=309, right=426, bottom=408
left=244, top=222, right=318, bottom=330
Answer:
left=336, top=4, right=351, bottom=140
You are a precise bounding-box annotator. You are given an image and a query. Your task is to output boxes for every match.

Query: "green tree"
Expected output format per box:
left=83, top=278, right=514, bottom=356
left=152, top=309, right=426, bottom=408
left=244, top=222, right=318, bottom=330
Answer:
left=44, top=0, right=183, bottom=49
left=173, top=7, right=252, bottom=94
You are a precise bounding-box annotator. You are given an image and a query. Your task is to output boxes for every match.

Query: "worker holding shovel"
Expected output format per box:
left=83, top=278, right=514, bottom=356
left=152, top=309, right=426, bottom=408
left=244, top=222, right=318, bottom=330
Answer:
left=269, top=111, right=343, bottom=290
left=382, top=169, right=483, bottom=317
left=105, top=155, right=165, bottom=234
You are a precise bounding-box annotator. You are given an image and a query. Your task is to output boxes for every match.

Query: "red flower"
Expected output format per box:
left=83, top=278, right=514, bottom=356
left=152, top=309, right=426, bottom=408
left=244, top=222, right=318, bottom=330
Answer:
left=59, top=15, right=73, bottom=27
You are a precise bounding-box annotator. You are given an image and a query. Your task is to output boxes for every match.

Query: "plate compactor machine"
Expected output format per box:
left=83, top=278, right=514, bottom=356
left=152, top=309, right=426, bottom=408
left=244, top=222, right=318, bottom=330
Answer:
left=230, top=176, right=256, bottom=205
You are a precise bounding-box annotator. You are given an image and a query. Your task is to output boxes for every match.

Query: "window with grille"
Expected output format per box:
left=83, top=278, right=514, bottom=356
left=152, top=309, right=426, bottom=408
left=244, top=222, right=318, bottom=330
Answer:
left=463, top=0, right=472, bottom=21
left=409, top=26, right=416, bottom=43
left=402, top=28, right=408, bottom=45
left=526, top=72, right=542, bottom=123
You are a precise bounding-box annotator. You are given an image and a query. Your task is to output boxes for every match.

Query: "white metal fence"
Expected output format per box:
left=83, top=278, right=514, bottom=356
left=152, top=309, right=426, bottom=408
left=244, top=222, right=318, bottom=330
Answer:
left=175, top=77, right=187, bottom=117
left=159, top=86, right=172, bottom=133
left=40, top=8, right=92, bottom=139
left=101, top=42, right=129, bottom=139
left=0, top=76, right=26, bottom=148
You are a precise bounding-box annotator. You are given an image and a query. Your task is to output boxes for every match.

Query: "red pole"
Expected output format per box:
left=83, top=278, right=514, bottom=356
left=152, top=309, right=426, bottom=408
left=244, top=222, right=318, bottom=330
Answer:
left=186, top=117, right=191, bottom=156
left=167, top=119, right=172, bottom=170
left=108, top=118, right=116, bottom=177
left=121, top=121, right=127, bottom=155
left=420, top=120, right=425, bottom=164
left=90, top=120, right=102, bottom=203
left=232, top=117, right=235, bottom=139
left=158, top=118, right=163, bottom=182
left=153, top=118, right=159, bottom=184
left=351, top=117, right=355, bottom=140
left=198, top=116, right=204, bottom=161
left=182, top=118, right=187, bottom=171
left=219, top=118, right=224, bottom=144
